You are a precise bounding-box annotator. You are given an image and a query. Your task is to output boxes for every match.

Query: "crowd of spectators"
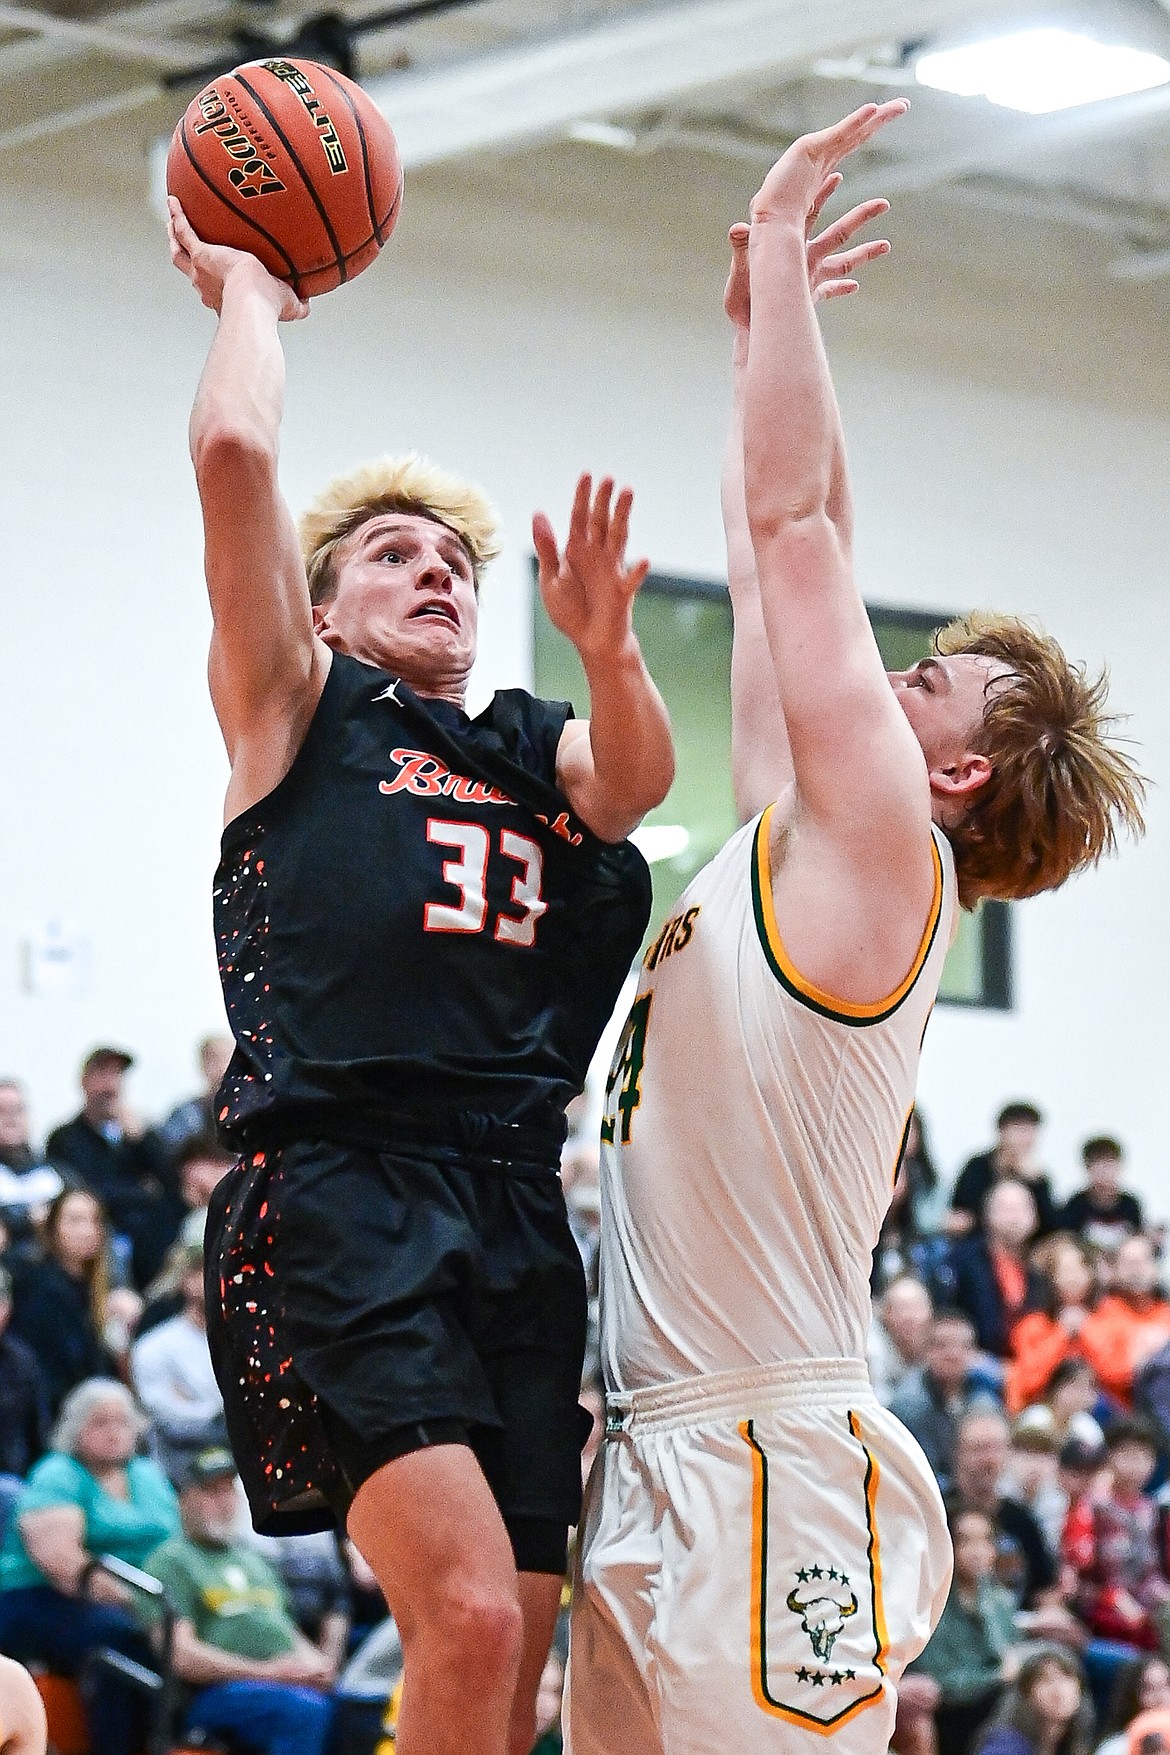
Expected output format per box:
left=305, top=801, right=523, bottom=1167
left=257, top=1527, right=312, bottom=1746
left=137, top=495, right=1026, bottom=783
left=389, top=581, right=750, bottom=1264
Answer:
left=0, top=1041, right=578, bottom=1755
left=3, top=1050, right=1170, bottom=1755
left=876, top=1104, right=1170, bottom=1755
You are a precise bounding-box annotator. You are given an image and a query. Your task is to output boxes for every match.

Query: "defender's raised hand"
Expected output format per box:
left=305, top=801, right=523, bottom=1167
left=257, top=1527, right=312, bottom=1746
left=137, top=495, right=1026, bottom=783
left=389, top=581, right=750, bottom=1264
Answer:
left=168, top=197, right=309, bottom=321
left=751, top=100, right=909, bottom=229
left=725, top=183, right=892, bottom=330
left=533, top=474, right=651, bottom=664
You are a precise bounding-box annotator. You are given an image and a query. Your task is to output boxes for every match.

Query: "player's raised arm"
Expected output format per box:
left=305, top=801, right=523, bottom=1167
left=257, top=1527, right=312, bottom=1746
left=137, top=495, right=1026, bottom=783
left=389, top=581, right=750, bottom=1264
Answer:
left=723, top=226, right=789, bottom=825
left=168, top=199, right=329, bottom=816
left=742, top=104, right=933, bottom=854
left=724, top=188, right=893, bottom=824
left=534, top=474, right=675, bottom=842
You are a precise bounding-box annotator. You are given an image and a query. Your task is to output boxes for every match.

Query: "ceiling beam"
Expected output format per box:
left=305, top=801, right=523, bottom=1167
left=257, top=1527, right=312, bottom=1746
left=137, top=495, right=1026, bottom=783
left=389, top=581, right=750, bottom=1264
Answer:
left=0, top=1, right=219, bottom=67
left=367, top=0, right=984, bottom=170
left=0, top=0, right=232, bottom=83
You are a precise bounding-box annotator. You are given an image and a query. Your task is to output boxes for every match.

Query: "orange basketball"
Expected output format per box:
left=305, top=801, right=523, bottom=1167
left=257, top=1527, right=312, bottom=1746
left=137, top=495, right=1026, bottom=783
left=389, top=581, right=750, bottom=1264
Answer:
left=167, top=57, right=402, bottom=298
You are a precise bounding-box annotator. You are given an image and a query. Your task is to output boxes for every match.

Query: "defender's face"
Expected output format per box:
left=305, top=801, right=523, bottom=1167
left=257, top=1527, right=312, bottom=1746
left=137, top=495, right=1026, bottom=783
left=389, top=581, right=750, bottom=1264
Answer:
left=316, top=513, right=479, bottom=696
left=887, top=653, right=1010, bottom=774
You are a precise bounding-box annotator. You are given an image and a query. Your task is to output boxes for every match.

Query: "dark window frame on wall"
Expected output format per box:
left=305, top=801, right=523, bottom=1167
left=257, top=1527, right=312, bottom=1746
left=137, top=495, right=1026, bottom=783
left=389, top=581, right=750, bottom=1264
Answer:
left=532, top=566, right=1013, bottom=1013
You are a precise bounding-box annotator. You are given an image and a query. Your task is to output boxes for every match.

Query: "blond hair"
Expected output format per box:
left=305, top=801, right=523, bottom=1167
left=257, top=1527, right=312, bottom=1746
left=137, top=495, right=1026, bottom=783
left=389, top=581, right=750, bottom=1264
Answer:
left=298, top=454, right=502, bottom=605
left=935, top=612, right=1147, bottom=907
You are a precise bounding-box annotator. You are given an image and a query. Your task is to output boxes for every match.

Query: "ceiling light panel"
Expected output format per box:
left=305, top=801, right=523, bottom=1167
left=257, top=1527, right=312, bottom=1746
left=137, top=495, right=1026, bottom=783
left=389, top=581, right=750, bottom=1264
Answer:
left=916, top=26, right=1170, bottom=113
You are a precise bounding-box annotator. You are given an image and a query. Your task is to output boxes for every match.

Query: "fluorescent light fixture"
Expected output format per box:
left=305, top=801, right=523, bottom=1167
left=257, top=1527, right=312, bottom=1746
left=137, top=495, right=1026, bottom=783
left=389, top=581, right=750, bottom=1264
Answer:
left=629, top=824, right=691, bottom=864
left=916, top=27, right=1170, bottom=113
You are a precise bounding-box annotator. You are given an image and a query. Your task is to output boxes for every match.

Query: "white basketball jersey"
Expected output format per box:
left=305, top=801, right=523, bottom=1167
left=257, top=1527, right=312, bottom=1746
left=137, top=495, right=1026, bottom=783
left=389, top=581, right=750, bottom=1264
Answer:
left=598, top=805, right=957, bottom=1394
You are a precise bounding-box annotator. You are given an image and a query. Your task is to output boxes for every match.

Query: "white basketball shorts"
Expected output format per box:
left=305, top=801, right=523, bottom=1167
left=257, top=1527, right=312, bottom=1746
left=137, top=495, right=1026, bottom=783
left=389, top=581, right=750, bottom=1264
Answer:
left=565, top=1358, right=952, bottom=1755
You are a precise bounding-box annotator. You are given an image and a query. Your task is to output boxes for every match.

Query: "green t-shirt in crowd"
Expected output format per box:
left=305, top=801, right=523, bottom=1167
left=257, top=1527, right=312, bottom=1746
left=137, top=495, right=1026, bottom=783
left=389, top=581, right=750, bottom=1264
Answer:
left=908, top=1575, right=1018, bottom=1704
left=0, top=1453, right=180, bottom=1592
left=142, top=1533, right=299, bottom=1662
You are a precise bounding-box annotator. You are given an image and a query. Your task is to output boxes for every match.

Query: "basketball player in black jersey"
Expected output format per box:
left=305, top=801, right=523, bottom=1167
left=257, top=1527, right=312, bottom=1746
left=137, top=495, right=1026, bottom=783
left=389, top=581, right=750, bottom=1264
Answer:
left=167, top=200, right=674, bottom=1755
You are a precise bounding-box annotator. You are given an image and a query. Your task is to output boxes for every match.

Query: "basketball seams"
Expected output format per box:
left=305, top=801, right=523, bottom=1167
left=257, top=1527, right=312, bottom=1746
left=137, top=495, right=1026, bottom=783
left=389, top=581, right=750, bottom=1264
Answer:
left=234, top=70, right=348, bottom=284
left=316, top=66, right=378, bottom=240
left=316, top=65, right=401, bottom=244
left=176, top=118, right=299, bottom=280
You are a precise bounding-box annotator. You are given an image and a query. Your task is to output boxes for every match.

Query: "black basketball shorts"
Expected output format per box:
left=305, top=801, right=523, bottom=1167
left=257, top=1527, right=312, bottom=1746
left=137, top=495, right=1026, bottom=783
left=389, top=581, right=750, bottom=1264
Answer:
left=204, top=1138, right=590, bottom=1573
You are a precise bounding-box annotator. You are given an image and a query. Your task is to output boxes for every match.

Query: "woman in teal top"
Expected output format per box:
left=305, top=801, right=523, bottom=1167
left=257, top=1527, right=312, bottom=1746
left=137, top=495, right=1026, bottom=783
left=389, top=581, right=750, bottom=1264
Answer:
left=0, top=1377, right=180, bottom=1755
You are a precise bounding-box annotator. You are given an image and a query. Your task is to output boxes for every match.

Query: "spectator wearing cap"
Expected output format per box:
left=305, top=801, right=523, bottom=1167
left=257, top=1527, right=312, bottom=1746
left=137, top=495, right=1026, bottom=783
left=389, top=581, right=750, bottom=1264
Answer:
left=0, top=1264, right=48, bottom=1479
left=0, top=1378, right=179, bottom=1755
left=0, top=1079, right=63, bottom=1246
left=890, top=1310, right=1000, bottom=1491
left=869, top=1274, right=934, bottom=1407
left=950, top=1410, right=1068, bottom=1624
left=1002, top=1410, right=1067, bottom=1557
left=949, top=1104, right=1059, bottom=1241
left=156, top=1036, right=236, bottom=1162
left=1063, top=1419, right=1170, bottom=1651
left=7, top=1188, right=125, bottom=1416
left=46, top=1048, right=181, bottom=1289
left=1005, top=1235, right=1099, bottom=1416
left=949, top=1179, right=1048, bottom=1360
left=130, top=1238, right=224, bottom=1480
left=140, top=1448, right=336, bottom=1755
left=1058, top=1138, right=1143, bottom=1256
left=1080, top=1235, right=1170, bottom=1411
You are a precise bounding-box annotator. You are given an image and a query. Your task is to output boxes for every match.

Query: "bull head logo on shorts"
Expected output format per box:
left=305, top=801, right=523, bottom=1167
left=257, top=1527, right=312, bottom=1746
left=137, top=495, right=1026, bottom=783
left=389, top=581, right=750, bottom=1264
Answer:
left=786, top=1578, right=859, bottom=1662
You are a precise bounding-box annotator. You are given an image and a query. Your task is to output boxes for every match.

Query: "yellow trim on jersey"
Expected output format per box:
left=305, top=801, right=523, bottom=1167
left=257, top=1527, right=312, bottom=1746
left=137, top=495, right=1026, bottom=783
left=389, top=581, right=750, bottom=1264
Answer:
left=740, top=1419, right=886, bottom=1733
left=850, top=1409, right=890, bottom=1673
left=751, top=807, right=945, bottom=1026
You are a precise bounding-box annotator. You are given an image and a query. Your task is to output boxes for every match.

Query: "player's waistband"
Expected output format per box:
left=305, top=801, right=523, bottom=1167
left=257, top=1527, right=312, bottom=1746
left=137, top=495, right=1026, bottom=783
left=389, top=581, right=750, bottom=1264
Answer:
left=605, top=1358, right=874, bottom=1436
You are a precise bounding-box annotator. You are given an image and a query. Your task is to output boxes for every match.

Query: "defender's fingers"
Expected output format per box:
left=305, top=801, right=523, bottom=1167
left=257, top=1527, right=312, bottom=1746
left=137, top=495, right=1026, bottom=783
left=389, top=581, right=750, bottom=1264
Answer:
left=729, top=221, right=750, bottom=249
left=807, top=172, right=843, bottom=233
left=608, top=485, right=635, bottom=558
left=588, top=477, right=615, bottom=549
left=816, top=278, right=859, bottom=302
left=810, top=198, right=890, bottom=261
left=820, top=240, right=890, bottom=278
left=567, top=473, right=593, bottom=547
left=808, top=98, right=908, bottom=170
left=625, top=557, right=651, bottom=593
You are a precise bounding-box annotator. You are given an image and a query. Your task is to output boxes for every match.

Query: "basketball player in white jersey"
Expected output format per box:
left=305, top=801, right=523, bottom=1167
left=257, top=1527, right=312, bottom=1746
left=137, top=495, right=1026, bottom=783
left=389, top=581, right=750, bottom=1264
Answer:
left=566, top=102, right=1145, bottom=1755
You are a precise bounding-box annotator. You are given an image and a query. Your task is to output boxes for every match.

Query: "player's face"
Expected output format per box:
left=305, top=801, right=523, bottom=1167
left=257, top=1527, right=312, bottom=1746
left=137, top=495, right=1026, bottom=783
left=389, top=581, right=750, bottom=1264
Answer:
left=316, top=513, right=479, bottom=698
left=887, top=653, right=1012, bottom=787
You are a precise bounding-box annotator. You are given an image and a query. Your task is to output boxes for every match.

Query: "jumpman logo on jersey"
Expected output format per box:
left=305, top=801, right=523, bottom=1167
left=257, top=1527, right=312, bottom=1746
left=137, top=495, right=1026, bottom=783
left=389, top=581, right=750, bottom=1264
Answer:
left=373, top=681, right=405, bottom=706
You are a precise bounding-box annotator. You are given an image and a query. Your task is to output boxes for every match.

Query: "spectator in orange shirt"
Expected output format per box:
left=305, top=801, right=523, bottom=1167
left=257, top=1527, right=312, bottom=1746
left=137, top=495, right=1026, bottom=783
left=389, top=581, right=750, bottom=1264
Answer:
left=1006, top=1236, right=1099, bottom=1416
left=1080, top=1236, right=1170, bottom=1411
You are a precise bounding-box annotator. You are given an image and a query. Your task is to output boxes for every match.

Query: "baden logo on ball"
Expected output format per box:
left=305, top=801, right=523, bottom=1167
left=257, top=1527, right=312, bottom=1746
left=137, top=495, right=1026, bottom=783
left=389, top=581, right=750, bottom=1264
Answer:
left=167, top=56, right=402, bottom=298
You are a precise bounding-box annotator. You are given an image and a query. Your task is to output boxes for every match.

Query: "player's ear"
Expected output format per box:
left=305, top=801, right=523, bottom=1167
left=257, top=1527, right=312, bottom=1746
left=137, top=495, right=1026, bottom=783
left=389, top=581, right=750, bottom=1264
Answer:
left=929, top=751, right=992, bottom=801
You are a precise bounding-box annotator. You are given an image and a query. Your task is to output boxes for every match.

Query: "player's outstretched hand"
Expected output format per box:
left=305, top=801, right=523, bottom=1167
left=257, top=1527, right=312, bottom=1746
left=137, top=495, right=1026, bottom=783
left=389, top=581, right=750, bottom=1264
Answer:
left=533, top=474, right=651, bottom=665
left=750, top=100, right=908, bottom=231
left=167, top=197, right=309, bottom=321
left=724, top=179, right=892, bottom=325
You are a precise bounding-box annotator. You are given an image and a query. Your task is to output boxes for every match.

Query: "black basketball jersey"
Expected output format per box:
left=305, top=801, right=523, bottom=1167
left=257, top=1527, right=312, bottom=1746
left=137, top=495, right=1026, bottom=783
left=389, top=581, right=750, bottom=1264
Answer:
left=213, top=651, right=652, bottom=1160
